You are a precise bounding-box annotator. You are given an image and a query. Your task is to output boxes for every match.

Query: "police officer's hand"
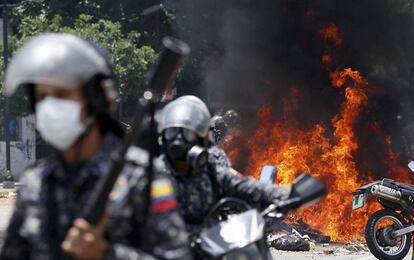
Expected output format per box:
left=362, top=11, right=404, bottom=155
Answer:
left=62, top=213, right=108, bottom=260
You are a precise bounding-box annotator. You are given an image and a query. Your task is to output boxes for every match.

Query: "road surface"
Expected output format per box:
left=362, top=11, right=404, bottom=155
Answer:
left=271, top=244, right=413, bottom=259
left=0, top=198, right=14, bottom=244
left=0, top=194, right=412, bottom=259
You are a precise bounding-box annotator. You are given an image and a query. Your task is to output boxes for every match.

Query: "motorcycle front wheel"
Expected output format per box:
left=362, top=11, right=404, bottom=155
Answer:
left=365, top=209, right=411, bottom=260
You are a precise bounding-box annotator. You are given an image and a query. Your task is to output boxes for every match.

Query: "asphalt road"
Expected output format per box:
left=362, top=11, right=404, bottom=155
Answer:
left=272, top=252, right=412, bottom=260
left=271, top=245, right=413, bottom=259
left=0, top=197, right=411, bottom=259
left=0, top=199, right=14, bottom=244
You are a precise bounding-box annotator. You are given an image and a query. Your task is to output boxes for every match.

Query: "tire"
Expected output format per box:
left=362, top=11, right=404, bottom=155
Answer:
left=365, top=209, right=411, bottom=260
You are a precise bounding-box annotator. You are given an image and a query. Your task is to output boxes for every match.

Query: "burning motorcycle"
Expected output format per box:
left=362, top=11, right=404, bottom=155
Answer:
left=192, top=173, right=326, bottom=259
left=352, top=161, right=414, bottom=260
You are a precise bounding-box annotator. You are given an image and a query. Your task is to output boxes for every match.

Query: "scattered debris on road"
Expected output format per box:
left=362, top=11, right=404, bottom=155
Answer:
left=270, top=233, right=314, bottom=251
left=0, top=189, right=16, bottom=200
left=267, top=216, right=369, bottom=256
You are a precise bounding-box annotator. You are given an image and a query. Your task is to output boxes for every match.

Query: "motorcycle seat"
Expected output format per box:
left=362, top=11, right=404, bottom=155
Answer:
left=396, top=182, right=414, bottom=191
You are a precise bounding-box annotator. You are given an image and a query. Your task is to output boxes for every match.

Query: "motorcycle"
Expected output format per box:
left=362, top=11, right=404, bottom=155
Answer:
left=192, top=173, right=326, bottom=260
left=352, top=161, right=414, bottom=260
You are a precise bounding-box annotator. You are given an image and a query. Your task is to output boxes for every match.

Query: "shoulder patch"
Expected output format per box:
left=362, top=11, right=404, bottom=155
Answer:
left=126, top=146, right=149, bottom=166
left=151, top=178, right=177, bottom=213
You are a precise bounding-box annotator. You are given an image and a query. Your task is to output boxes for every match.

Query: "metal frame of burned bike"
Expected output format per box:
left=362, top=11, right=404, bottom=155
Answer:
left=353, top=163, right=414, bottom=260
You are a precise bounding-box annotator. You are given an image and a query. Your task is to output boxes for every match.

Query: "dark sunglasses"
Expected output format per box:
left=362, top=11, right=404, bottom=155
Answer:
left=164, top=127, right=198, bottom=142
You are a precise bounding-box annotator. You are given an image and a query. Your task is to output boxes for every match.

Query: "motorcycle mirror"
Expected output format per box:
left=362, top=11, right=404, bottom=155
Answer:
left=288, top=173, right=326, bottom=208
left=259, top=165, right=277, bottom=184
left=408, top=161, right=414, bottom=172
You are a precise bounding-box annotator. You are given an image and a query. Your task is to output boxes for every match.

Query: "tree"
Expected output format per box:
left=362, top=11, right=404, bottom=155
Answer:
left=11, top=0, right=175, bottom=49
left=0, top=14, right=156, bottom=117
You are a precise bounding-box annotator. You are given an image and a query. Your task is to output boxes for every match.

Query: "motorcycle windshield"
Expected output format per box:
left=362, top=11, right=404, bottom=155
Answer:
left=199, top=209, right=265, bottom=257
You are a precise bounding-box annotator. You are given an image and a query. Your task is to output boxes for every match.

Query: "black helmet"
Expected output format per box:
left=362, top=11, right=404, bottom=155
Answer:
left=210, top=115, right=228, bottom=144
left=223, top=109, right=240, bottom=129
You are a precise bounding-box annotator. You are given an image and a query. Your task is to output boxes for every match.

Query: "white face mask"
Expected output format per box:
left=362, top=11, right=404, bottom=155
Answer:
left=36, top=97, right=88, bottom=151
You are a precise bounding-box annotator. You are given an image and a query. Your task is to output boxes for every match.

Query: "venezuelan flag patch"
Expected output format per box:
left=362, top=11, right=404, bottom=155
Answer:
left=151, top=179, right=177, bottom=213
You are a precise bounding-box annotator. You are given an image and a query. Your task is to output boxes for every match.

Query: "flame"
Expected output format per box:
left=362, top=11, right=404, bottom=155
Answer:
left=330, top=68, right=366, bottom=89
left=318, top=24, right=342, bottom=47
left=321, top=53, right=332, bottom=68
left=225, top=68, right=410, bottom=241
left=223, top=22, right=413, bottom=241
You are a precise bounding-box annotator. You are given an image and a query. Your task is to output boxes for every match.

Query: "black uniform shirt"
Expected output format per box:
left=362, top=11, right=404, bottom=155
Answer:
left=158, top=147, right=289, bottom=234
left=0, top=134, right=192, bottom=260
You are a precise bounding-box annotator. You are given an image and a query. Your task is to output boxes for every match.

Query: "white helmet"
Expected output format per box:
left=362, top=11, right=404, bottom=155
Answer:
left=158, top=95, right=211, bottom=137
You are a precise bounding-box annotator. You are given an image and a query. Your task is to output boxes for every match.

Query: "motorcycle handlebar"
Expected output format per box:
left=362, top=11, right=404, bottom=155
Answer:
left=261, top=197, right=303, bottom=218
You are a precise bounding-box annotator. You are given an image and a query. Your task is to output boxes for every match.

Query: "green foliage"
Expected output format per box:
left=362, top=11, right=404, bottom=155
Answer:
left=61, top=14, right=157, bottom=100
left=0, top=14, right=156, bottom=116
left=10, top=0, right=174, bottom=48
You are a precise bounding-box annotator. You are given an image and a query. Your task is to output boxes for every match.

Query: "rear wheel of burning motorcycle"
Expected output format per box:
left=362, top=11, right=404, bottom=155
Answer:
left=365, top=209, right=411, bottom=260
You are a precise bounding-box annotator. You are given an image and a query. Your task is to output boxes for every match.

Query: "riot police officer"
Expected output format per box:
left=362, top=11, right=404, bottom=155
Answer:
left=210, top=109, right=240, bottom=146
left=0, top=33, right=191, bottom=260
left=208, top=115, right=232, bottom=169
left=210, top=115, right=228, bottom=145
left=156, top=96, right=288, bottom=234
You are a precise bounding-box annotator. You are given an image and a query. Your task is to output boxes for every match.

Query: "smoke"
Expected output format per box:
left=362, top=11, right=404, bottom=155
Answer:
left=165, top=0, right=414, bottom=168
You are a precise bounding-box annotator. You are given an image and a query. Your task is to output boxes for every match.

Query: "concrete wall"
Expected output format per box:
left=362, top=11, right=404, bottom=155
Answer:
left=0, top=116, right=36, bottom=179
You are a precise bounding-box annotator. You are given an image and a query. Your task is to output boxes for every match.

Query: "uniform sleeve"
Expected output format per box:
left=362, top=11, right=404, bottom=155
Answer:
left=215, top=166, right=290, bottom=208
left=0, top=190, right=30, bottom=259
left=208, top=147, right=232, bottom=169
left=104, top=214, right=191, bottom=260
left=104, top=176, right=192, bottom=260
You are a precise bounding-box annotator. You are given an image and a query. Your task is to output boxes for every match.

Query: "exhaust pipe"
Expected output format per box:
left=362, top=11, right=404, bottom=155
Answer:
left=371, top=185, right=401, bottom=203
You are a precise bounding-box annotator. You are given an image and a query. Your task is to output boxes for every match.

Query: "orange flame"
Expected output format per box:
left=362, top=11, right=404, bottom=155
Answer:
left=319, top=24, right=342, bottom=48
left=225, top=67, right=412, bottom=241
left=330, top=68, right=366, bottom=89
left=321, top=53, right=332, bottom=67
left=223, top=21, right=414, bottom=241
